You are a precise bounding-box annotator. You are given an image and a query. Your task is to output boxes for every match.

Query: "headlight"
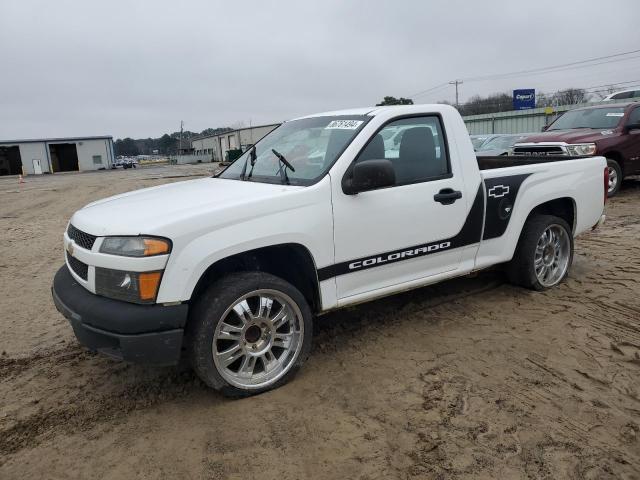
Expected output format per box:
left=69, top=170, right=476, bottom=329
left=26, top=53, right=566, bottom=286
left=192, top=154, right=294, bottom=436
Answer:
left=95, top=267, right=163, bottom=304
left=100, top=236, right=171, bottom=257
left=566, top=143, right=596, bottom=156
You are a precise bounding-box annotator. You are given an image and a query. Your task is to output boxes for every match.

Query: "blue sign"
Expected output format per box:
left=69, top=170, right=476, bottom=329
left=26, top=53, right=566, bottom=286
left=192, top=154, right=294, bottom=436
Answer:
left=513, top=89, right=535, bottom=110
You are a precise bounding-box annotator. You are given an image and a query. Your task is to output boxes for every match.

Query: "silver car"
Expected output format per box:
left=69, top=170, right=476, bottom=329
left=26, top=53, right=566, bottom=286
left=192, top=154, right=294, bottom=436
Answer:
left=475, top=134, right=535, bottom=157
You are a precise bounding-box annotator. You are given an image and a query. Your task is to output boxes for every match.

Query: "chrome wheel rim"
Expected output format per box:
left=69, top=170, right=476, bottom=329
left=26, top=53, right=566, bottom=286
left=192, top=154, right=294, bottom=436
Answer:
left=534, top=224, right=570, bottom=287
left=607, top=166, right=618, bottom=193
left=213, top=289, right=304, bottom=389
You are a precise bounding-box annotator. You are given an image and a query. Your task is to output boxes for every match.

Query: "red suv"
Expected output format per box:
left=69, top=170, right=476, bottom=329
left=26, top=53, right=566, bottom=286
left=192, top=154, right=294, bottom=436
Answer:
left=514, top=102, right=640, bottom=196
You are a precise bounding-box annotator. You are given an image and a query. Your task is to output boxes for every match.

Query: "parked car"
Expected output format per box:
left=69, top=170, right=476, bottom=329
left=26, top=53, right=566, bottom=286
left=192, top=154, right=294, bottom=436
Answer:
left=513, top=102, right=640, bottom=196
left=122, top=158, right=138, bottom=169
left=475, top=134, right=536, bottom=157
left=470, top=134, right=498, bottom=150
left=602, top=89, right=640, bottom=101
left=53, top=104, right=607, bottom=397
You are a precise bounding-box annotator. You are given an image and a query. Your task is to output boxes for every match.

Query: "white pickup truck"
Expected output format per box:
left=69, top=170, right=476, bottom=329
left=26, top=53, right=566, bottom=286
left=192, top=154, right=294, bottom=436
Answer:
left=52, top=105, right=607, bottom=396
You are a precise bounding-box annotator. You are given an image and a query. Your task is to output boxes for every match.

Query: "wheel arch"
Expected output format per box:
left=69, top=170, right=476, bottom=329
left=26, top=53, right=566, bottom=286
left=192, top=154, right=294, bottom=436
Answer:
left=189, top=243, right=322, bottom=313
left=499, top=196, right=576, bottom=269
left=524, top=197, right=576, bottom=234
left=602, top=151, right=624, bottom=175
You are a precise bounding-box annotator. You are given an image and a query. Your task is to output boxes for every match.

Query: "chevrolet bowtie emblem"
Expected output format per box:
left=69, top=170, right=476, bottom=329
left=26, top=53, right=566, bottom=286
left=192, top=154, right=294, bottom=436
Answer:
left=488, top=185, right=510, bottom=198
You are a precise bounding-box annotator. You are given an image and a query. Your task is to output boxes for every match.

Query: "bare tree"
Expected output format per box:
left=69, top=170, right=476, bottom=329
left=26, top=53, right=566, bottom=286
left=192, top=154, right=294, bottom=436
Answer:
left=553, top=88, right=589, bottom=105
left=592, top=85, right=617, bottom=100
left=455, top=93, right=513, bottom=116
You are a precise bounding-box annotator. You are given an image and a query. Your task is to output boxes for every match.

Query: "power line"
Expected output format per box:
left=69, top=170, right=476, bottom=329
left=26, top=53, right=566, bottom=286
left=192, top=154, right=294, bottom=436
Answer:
left=463, top=54, right=640, bottom=83
left=409, top=49, right=640, bottom=100
left=464, top=49, right=640, bottom=82
left=408, top=82, right=450, bottom=99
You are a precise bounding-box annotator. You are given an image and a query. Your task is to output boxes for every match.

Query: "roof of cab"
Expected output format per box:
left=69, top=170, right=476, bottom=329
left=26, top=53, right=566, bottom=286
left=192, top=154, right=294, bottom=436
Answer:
left=290, top=104, right=455, bottom=121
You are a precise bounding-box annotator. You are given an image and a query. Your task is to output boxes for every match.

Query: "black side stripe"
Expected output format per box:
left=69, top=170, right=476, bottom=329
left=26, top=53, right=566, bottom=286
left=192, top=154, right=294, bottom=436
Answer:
left=317, top=183, right=485, bottom=281
left=483, top=174, right=530, bottom=240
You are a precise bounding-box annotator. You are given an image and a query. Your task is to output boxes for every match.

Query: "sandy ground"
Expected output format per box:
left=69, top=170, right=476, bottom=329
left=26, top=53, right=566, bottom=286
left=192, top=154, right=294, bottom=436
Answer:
left=0, top=165, right=639, bottom=479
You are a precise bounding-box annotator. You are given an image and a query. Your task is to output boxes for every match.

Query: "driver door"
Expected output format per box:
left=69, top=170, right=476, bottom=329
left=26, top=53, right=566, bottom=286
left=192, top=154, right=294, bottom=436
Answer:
left=329, top=115, right=472, bottom=301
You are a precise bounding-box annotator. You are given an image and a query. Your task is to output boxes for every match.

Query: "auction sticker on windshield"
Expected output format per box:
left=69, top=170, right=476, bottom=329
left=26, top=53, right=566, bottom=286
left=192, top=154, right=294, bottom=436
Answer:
left=326, top=120, right=363, bottom=129
left=606, top=112, right=624, bottom=117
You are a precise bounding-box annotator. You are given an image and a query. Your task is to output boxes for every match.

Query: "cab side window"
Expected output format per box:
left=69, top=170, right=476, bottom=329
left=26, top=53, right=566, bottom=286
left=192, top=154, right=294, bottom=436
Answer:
left=356, top=116, right=449, bottom=186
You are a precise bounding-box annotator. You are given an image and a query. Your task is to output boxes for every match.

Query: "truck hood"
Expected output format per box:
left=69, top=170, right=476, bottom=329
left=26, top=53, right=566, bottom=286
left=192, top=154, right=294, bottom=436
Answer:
left=518, top=128, right=616, bottom=144
left=476, top=149, right=509, bottom=157
left=70, top=178, right=303, bottom=237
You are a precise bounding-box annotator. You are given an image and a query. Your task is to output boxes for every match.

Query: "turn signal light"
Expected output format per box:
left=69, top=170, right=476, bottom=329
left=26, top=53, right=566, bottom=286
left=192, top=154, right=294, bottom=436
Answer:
left=139, top=272, right=163, bottom=301
left=143, top=238, right=171, bottom=256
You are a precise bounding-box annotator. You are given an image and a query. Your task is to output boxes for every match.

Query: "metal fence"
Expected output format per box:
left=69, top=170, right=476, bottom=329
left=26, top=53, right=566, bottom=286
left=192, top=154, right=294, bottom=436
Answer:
left=169, top=153, right=215, bottom=165
left=462, top=98, right=631, bottom=135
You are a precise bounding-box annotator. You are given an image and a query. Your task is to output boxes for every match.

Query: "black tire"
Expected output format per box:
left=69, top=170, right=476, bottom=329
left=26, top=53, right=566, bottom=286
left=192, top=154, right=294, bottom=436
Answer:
left=606, top=159, right=622, bottom=197
left=187, top=271, right=313, bottom=397
left=506, top=214, right=573, bottom=291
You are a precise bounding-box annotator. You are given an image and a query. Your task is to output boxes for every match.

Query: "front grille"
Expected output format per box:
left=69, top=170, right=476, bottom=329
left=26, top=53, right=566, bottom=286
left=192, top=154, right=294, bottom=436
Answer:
left=67, top=224, right=97, bottom=250
left=513, top=146, right=565, bottom=156
left=66, top=252, right=88, bottom=280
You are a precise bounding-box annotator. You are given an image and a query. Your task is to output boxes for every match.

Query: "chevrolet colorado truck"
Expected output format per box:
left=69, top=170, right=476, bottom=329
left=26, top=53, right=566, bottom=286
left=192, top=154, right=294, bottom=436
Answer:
left=514, top=101, right=640, bottom=197
left=52, top=104, right=608, bottom=397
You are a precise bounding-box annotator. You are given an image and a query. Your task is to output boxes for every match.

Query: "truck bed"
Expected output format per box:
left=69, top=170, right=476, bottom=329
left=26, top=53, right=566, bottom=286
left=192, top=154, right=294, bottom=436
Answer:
left=477, top=155, right=591, bottom=170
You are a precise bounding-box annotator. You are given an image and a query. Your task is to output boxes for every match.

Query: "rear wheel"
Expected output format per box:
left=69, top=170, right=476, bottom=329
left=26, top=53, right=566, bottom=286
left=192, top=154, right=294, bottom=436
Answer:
left=606, top=159, right=622, bottom=197
left=188, top=272, right=312, bottom=397
left=506, top=214, right=573, bottom=291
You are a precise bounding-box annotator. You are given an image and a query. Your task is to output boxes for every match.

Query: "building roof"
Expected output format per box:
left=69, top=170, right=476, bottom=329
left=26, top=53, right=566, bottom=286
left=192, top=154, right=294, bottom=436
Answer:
left=0, top=135, right=113, bottom=145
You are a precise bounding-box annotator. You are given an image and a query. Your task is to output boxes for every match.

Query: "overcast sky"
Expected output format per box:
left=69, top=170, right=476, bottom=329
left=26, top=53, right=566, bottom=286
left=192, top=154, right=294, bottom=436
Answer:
left=1, top=0, right=639, bottom=139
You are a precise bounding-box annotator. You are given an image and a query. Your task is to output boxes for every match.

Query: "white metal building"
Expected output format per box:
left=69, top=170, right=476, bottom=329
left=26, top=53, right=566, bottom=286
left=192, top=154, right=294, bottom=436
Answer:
left=0, top=136, right=115, bottom=176
left=191, top=124, right=280, bottom=163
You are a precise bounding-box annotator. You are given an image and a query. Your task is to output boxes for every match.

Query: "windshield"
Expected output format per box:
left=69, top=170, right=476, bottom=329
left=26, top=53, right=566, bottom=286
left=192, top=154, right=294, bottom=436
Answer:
left=471, top=136, right=490, bottom=149
left=218, top=115, right=370, bottom=185
left=548, top=107, right=625, bottom=131
left=478, top=135, right=528, bottom=151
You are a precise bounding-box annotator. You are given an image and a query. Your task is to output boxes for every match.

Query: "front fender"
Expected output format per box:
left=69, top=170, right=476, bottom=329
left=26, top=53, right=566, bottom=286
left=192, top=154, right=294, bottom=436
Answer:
left=155, top=181, right=334, bottom=303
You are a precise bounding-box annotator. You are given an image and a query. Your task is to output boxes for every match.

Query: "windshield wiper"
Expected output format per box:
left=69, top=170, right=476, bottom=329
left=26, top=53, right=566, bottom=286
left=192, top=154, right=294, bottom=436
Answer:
left=271, top=149, right=296, bottom=185
left=240, top=146, right=257, bottom=181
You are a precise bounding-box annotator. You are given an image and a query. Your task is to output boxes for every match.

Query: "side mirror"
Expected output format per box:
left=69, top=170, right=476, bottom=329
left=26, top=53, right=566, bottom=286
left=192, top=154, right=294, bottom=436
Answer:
left=624, top=123, right=640, bottom=133
left=541, top=125, right=549, bottom=132
left=343, top=159, right=396, bottom=195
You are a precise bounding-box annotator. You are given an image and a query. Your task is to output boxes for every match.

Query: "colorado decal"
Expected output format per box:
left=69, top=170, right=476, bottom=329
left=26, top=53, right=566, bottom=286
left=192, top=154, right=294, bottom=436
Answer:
left=317, top=184, right=485, bottom=281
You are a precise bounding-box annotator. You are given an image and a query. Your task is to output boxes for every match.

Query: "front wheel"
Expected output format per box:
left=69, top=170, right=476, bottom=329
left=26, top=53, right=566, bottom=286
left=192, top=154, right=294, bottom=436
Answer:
left=606, top=159, right=622, bottom=197
left=188, top=272, right=313, bottom=397
left=506, top=214, right=573, bottom=291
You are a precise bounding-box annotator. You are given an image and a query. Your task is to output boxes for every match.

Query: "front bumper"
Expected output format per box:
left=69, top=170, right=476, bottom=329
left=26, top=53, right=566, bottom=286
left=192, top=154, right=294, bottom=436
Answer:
left=52, top=265, right=188, bottom=365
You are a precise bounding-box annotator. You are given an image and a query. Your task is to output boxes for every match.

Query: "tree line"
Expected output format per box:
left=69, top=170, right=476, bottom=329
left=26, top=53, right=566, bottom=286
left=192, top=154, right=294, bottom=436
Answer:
left=377, top=86, right=606, bottom=116
left=114, top=127, right=232, bottom=157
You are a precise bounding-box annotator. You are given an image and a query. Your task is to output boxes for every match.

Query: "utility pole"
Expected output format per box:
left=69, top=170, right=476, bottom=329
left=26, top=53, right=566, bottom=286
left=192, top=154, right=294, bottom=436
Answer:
left=449, top=80, right=463, bottom=108
left=178, top=120, right=184, bottom=161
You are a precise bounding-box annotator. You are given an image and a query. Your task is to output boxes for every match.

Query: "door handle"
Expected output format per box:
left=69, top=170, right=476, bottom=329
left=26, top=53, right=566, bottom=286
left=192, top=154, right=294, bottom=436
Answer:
left=434, top=188, right=462, bottom=205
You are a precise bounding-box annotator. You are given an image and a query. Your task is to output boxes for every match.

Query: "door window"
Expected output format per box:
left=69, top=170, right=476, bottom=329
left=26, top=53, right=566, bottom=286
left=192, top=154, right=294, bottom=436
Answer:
left=356, top=116, right=449, bottom=186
